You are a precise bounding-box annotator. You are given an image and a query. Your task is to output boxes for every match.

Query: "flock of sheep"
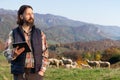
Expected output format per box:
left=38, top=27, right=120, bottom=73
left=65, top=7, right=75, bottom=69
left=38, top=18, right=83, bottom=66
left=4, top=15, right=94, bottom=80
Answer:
left=85, top=59, right=110, bottom=69
left=48, top=57, right=78, bottom=69
left=48, top=57, right=110, bottom=69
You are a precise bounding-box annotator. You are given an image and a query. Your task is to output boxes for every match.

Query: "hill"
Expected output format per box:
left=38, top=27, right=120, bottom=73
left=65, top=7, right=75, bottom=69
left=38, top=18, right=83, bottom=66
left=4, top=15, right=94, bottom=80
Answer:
left=1, top=9, right=120, bottom=43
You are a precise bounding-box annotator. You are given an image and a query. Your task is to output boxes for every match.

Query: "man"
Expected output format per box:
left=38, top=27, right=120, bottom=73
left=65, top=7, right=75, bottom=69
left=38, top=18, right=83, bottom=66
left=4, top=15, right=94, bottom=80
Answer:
left=4, top=5, right=49, bottom=80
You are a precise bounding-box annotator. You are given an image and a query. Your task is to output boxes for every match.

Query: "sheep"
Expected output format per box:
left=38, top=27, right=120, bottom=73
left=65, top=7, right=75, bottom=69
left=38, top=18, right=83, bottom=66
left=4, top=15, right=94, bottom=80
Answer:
left=48, top=58, right=64, bottom=68
left=99, top=61, right=110, bottom=69
left=48, top=58, right=59, bottom=67
left=59, top=60, right=64, bottom=67
left=61, top=57, right=73, bottom=65
left=86, top=59, right=100, bottom=68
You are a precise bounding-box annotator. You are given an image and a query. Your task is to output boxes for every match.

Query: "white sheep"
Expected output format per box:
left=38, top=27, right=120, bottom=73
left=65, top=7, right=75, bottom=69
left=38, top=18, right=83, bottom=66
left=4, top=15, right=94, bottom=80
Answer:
left=61, top=57, right=73, bottom=65
left=86, top=59, right=100, bottom=68
left=48, top=58, right=59, bottom=67
left=99, top=61, right=110, bottom=69
left=48, top=58, right=64, bottom=67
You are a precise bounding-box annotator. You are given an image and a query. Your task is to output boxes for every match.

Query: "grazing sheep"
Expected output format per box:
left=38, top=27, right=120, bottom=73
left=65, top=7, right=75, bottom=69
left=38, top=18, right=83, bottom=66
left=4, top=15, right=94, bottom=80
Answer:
left=48, top=58, right=59, bottom=67
left=59, top=60, right=64, bottom=67
left=99, top=61, right=110, bottom=69
left=86, top=59, right=100, bottom=68
left=61, top=57, right=73, bottom=65
left=48, top=58, right=64, bottom=67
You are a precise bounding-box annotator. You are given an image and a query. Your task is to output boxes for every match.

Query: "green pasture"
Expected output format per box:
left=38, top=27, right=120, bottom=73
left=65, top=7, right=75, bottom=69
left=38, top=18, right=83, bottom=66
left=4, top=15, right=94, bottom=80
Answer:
left=0, top=54, right=120, bottom=80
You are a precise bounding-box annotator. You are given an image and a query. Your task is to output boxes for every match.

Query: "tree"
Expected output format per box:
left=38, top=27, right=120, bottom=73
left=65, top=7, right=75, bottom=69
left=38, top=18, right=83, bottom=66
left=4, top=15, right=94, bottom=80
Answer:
left=94, top=51, right=102, bottom=61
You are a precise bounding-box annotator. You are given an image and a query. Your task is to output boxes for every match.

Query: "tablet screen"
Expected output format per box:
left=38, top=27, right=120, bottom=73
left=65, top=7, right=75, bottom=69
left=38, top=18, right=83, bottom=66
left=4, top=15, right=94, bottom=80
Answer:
left=13, top=42, right=31, bottom=53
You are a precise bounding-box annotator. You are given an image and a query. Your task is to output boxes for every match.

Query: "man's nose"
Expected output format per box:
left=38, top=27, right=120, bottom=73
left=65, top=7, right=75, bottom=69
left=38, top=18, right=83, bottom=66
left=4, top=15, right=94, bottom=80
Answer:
left=29, top=16, right=33, bottom=19
left=29, top=14, right=34, bottom=18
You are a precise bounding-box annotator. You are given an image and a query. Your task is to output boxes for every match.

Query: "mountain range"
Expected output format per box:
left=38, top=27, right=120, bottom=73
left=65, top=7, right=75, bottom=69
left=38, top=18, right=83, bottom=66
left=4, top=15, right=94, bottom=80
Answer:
left=0, top=8, right=120, bottom=44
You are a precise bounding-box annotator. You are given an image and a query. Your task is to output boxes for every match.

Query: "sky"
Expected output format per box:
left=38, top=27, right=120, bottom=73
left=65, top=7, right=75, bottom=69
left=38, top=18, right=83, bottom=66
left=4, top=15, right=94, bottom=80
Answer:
left=0, top=0, right=120, bottom=26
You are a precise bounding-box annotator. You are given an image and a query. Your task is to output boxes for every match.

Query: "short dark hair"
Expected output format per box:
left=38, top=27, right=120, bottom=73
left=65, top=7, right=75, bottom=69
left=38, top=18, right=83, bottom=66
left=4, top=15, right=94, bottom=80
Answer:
left=17, top=5, right=33, bottom=25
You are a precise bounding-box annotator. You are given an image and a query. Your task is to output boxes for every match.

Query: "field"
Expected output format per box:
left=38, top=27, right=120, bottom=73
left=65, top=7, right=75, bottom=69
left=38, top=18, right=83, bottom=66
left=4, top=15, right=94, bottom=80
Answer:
left=0, top=54, right=120, bottom=80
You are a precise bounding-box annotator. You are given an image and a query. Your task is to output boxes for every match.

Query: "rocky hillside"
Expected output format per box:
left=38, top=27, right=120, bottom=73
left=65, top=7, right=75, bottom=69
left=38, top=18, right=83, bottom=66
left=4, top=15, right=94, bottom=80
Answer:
left=1, top=8, right=120, bottom=43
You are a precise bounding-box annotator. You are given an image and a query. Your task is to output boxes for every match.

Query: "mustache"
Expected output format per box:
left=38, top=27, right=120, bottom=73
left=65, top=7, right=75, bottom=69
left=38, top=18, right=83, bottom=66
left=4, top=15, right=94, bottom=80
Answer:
left=28, top=18, right=34, bottom=21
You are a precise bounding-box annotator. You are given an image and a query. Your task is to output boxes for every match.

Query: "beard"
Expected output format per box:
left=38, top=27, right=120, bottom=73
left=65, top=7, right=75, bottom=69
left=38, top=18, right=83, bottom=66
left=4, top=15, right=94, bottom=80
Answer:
left=23, top=18, right=34, bottom=26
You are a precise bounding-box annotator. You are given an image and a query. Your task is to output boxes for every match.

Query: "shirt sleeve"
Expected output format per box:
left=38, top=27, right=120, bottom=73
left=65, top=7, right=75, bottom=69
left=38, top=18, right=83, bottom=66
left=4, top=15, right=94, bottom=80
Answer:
left=40, top=31, right=49, bottom=72
left=3, top=31, right=18, bottom=62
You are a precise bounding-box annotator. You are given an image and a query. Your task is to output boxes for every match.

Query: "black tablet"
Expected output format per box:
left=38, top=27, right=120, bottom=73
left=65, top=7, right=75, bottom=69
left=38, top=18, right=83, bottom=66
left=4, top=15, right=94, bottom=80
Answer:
left=13, top=42, right=31, bottom=53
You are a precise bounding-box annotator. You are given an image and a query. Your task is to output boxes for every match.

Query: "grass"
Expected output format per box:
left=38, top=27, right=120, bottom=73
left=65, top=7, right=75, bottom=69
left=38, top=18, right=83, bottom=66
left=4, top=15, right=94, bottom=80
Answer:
left=45, top=68, right=120, bottom=80
left=0, top=54, right=120, bottom=80
left=0, top=54, right=13, bottom=80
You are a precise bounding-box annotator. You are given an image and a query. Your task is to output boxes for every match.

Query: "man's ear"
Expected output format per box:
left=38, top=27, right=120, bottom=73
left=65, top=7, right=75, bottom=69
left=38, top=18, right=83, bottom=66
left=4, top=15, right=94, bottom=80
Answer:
left=20, top=15, right=23, bottom=19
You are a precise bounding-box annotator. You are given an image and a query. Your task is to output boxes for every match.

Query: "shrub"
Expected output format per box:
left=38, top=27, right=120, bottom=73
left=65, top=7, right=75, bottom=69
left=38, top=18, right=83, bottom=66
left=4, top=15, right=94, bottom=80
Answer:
left=109, top=54, right=120, bottom=64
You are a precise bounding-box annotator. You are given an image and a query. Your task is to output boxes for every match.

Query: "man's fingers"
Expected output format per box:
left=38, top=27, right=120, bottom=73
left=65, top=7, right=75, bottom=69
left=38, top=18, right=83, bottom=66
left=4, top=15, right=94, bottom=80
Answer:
left=18, top=47, right=25, bottom=53
left=16, top=46, right=19, bottom=49
left=14, top=47, right=25, bottom=55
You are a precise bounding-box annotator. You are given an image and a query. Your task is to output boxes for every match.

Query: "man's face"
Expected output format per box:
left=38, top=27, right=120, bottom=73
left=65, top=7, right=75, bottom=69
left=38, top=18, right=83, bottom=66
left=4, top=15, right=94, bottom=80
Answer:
left=22, top=8, right=34, bottom=26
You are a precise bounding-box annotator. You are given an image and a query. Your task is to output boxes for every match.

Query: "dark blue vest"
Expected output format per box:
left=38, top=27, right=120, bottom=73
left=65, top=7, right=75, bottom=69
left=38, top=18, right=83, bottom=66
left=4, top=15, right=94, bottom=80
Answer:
left=11, top=26, right=43, bottom=74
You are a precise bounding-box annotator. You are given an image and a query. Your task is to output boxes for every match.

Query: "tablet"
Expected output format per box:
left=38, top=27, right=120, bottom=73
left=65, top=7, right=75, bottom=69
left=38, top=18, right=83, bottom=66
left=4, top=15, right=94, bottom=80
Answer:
left=13, top=42, right=31, bottom=53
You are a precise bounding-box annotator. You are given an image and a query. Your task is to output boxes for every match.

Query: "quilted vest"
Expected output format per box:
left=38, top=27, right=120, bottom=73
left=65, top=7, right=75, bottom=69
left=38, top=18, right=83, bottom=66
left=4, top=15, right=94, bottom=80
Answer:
left=11, top=26, right=43, bottom=74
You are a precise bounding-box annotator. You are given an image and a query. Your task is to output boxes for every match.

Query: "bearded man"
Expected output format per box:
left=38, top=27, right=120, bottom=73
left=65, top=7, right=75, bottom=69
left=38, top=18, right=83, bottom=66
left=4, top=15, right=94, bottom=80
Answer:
left=4, top=5, right=49, bottom=80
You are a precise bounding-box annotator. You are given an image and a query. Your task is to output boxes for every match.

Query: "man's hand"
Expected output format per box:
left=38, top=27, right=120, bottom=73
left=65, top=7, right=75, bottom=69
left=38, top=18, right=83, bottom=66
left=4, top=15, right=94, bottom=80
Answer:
left=14, top=46, right=25, bottom=55
left=38, top=71, right=44, bottom=76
